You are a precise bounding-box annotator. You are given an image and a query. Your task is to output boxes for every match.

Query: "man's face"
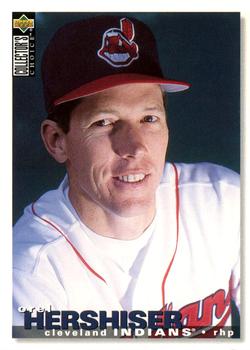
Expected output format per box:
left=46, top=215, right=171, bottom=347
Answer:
left=64, top=83, right=168, bottom=218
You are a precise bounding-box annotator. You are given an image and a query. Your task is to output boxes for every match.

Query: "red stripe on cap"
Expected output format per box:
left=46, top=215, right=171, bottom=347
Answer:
left=31, top=202, right=107, bottom=285
left=54, top=73, right=191, bottom=107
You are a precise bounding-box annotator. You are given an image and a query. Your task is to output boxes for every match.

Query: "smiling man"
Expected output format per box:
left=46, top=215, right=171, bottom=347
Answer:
left=13, top=15, right=240, bottom=337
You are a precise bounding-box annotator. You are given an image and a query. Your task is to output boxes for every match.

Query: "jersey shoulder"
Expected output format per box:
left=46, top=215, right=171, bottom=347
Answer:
left=13, top=206, right=63, bottom=273
left=173, top=162, right=240, bottom=188
left=13, top=184, right=70, bottom=274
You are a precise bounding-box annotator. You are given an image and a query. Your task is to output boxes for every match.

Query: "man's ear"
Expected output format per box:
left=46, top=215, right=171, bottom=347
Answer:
left=41, top=119, right=68, bottom=163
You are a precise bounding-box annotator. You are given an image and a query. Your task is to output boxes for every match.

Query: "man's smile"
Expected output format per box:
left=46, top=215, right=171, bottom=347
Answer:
left=117, top=173, right=145, bottom=183
left=112, top=173, right=150, bottom=188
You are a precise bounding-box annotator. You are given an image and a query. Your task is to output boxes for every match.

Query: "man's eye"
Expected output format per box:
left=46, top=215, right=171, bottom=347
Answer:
left=143, top=115, right=158, bottom=123
left=93, top=119, right=112, bottom=127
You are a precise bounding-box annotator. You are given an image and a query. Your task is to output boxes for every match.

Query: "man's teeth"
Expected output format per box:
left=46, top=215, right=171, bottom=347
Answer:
left=118, top=174, right=145, bottom=183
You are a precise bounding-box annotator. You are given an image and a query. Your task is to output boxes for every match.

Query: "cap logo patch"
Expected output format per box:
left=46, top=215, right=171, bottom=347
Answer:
left=98, top=18, right=139, bottom=67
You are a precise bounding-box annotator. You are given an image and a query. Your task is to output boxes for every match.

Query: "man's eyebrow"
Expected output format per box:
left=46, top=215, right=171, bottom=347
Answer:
left=90, top=108, right=119, bottom=115
left=143, top=105, right=165, bottom=112
left=80, top=109, right=119, bottom=124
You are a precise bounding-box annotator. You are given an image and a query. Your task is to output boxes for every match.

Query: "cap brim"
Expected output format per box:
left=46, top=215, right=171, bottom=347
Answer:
left=54, top=73, right=191, bottom=107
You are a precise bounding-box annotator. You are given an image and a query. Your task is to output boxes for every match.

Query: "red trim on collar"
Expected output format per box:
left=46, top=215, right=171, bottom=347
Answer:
left=31, top=203, right=107, bottom=285
left=161, top=162, right=180, bottom=311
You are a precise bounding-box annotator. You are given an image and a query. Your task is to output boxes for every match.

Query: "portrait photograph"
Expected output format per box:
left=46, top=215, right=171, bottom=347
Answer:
left=12, top=11, right=240, bottom=340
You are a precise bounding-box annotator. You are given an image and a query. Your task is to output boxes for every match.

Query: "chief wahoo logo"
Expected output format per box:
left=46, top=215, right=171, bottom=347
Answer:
left=98, top=18, right=139, bottom=67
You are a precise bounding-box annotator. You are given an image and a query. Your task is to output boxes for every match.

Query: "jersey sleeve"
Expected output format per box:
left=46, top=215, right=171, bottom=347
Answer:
left=174, top=162, right=241, bottom=312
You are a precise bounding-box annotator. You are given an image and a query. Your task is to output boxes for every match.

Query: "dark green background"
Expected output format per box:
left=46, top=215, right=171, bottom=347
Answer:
left=13, top=12, right=240, bottom=223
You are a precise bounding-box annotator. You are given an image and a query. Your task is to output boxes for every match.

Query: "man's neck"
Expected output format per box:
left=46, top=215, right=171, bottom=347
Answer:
left=68, top=190, right=156, bottom=240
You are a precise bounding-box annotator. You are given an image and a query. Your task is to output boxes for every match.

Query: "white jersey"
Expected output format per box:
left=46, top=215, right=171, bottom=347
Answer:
left=13, top=162, right=240, bottom=332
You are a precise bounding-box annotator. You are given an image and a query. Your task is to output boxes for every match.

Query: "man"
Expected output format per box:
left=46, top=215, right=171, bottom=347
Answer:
left=13, top=15, right=240, bottom=336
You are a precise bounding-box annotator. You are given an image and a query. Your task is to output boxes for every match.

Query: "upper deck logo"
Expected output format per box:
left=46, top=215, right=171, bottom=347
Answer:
left=13, top=14, right=34, bottom=33
left=98, top=18, right=139, bottom=67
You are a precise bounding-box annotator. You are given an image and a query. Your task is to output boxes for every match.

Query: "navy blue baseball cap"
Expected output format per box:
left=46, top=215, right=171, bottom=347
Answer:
left=42, top=15, right=190, bottom=113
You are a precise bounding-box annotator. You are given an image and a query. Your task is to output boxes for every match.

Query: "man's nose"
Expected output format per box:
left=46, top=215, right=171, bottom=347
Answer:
left=111, top=123, right=147, bottom=159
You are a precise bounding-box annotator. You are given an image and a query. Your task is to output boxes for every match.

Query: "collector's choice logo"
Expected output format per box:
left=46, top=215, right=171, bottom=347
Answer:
left=12, top=13, right=35, bottom=76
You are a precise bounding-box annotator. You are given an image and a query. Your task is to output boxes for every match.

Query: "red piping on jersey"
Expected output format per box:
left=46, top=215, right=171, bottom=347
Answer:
left=161, top=163, right=180, bottom=312
left=31, top=203, right=107, bottom=285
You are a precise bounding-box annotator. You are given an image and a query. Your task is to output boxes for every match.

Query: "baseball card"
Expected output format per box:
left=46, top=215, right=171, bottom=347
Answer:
left=12, top=12, right=240, bottom=339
